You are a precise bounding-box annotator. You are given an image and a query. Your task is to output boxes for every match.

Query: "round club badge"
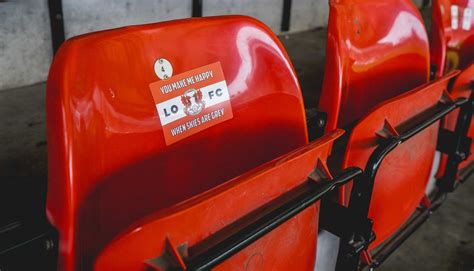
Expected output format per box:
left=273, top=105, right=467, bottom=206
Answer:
left=154, top=58, right=173, bottom=80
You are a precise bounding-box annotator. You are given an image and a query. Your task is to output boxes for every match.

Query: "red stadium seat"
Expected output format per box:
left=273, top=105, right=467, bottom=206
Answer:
left=342, top=73, right=457, bottom=249
left=319, top=0, right=430, bottom=131
left=46, top=16, right=363, bottom=271
left=319, top=0, right=430, bottom=208
left=431, top=0, right=474, bottom=76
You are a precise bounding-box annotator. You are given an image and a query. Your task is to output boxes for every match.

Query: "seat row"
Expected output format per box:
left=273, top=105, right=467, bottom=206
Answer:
left=41, top=0, right=474, bottom=270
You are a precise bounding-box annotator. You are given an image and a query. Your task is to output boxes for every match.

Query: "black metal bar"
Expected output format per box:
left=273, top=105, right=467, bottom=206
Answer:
left=182, top=167, right=362, bottom=271
left=306, top=109, right=327, bottom=141
left=48, top=0, right=65, bottom=54
left=192, top=0, right=203, bottom=17
left=281, top=0, right=292, bottom=32
left=422, top=0, right=431, bottom=9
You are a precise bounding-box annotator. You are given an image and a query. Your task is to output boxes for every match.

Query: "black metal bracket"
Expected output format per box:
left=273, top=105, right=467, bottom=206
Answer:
left=281, top=0, right=292, bottom=32
left=422, top=0, right=431, bottom=9
left=192, top=0, right=203, bottom=17
left=306, top=109, right=328, bottom=141
left=47, top=0, right=65, bottom=55
left=320, top=193, right=375, bottom=271
left=437, top=128, right=471, bottom=159
left=437, top=93, right=473, bottom=192
left=167, top=167, right=363, bottom=271
left=430, top=64, right=437, bottom=81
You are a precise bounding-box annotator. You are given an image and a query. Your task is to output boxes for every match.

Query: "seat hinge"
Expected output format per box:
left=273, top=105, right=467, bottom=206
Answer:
left=437, top=128, right=471, bottom=161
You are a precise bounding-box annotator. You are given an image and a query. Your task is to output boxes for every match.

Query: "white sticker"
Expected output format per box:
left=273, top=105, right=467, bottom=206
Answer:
left=463, top=8, right=472, bottom=30
left=156, top=80, right=230, bottom=126
left=149, top=62, right=234, bottom=145
left=451, top=5, right=459, bottom=29
left=154, top=58, right=173, bottom=80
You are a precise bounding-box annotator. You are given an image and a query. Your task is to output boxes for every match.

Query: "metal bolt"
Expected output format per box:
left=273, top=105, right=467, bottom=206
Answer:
left=317, top=118, right=325, bottom=127
left=45, top=238, right=55, bottom=252
left=455, top=151, right=466, bottom=161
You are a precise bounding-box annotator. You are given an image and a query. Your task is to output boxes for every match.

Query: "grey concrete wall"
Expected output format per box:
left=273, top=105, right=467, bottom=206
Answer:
left=412, top=0, right=425, bottom=8
left=204, top=0, right=284, bottom=33
left=0, top=0, right=52, bottom=91
left=63, top=0, right=192, bottom=38
left=203, top=0, right=330, bottom=34
left=0, top=0, right=426, bottom=91
left=291, top=0, right=329, bottom=33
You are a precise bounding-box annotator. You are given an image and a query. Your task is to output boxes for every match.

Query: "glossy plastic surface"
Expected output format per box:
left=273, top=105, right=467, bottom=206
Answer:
left=46, top=16, right=308, bottom=270
left=95, top=131, right=344, bottom=271
left=431, top=0, right=474, bottom=76
left=343, top=74, right=455, bottom=249
left=319, top=0, right=430, bottom=130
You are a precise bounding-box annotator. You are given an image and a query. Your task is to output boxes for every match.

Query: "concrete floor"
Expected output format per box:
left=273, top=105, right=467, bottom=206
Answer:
left=1, top=16, right=473, bottom=270
left=0, top=83, right=47, bottom=179
left=382, top=181, right=474, bottom=271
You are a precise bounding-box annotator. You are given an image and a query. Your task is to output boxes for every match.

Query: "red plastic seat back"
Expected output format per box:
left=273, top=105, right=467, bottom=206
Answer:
left=431, top=0, right=474, bottom=76
left=46, top=16, right=307, bottom=270
left=319, top=0, right=430, bottom=130
left=343, top=74, right=456, bottom=249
